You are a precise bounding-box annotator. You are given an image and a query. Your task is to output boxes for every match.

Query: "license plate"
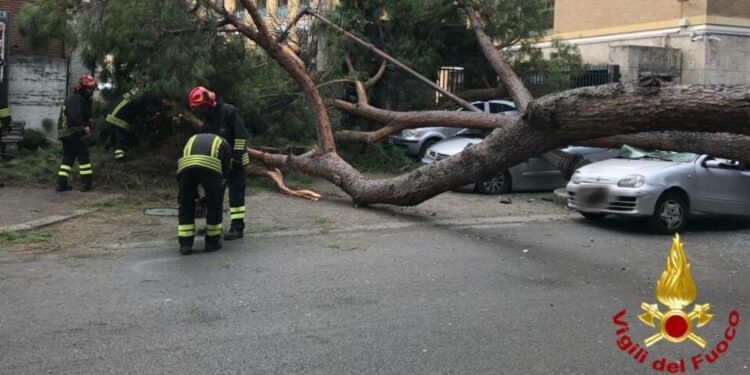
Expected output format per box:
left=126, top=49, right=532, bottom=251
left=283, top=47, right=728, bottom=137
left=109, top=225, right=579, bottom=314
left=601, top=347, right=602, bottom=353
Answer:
left=577, top=186, right=609, bottom=209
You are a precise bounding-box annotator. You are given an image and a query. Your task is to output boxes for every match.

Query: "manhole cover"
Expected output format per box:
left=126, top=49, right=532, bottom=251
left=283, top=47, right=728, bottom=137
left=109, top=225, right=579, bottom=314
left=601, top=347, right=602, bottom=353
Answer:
left=144, top=208, right=179, bottom=217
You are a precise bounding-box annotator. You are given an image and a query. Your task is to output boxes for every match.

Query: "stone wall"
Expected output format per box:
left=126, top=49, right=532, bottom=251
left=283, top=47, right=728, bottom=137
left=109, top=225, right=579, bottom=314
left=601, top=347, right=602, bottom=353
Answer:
left=8, top=55, right=67, bottom=137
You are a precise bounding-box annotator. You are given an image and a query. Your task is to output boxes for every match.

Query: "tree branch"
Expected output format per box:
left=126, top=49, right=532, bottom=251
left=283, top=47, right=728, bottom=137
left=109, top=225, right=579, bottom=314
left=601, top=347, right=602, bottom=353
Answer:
left=578, top=132, right=750, bottom=163
left=460, top=2, right=534, bottom=113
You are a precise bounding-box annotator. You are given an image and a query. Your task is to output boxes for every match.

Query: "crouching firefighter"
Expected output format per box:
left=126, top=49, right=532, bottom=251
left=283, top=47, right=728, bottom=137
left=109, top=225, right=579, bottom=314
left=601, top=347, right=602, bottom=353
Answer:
left=177, top=133, right=232, bottom=255
left=105, top=90, right=162, bottom=161
left=56, top=75, right=97, bottom=192
left=188, top=86, right=250, bottom=241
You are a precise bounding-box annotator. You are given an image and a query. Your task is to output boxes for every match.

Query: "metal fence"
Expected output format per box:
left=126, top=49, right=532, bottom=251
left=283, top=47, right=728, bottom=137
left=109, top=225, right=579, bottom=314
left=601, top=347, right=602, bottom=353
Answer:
left=522, top=64, right=621, bottom=90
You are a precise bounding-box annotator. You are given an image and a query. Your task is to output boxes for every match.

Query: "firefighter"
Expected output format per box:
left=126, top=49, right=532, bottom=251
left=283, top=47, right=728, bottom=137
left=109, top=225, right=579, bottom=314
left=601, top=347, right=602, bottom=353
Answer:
left=177, top=133, right=231, bottom=255
left=0, top=57, right=10, bottom=132
left=56, top=75, right=97, bottom=192
left=105, top=90, right=163, bottom=161
left=188, top=86, right=250, bottom=241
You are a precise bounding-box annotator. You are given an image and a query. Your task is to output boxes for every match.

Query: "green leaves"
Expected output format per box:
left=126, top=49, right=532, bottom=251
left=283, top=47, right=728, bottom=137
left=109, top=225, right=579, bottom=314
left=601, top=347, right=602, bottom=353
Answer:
left=17, top=1, right=78, bottom=50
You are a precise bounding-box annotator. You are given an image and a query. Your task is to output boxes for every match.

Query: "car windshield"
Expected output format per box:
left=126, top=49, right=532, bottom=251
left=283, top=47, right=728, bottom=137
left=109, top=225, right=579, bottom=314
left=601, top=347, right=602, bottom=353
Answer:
left=617, top=145, right=697, bottom=162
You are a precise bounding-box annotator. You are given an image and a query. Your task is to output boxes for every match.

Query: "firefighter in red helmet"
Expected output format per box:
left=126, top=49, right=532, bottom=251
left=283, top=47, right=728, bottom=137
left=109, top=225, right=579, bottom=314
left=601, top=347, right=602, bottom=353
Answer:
left=188, top=86, right=251, bottom=240
left=56, top=75, right=97, bottom=192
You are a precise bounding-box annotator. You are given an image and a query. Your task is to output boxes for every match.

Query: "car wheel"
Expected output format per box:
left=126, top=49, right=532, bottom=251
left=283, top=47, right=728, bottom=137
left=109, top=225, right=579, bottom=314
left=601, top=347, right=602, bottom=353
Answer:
left=649, top=192, right=688, bottom=234
left=476, top=171, right=512, bottom=194
left=418, top=138, right=440, bottom=159
left=580, top=212, right=607, bottom=221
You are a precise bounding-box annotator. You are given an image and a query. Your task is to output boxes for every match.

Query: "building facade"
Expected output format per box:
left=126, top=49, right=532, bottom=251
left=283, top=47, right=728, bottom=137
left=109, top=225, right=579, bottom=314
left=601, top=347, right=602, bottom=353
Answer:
left=1, top=0, right=75, bottom=135
left=543, top=0, right=750, bottom=84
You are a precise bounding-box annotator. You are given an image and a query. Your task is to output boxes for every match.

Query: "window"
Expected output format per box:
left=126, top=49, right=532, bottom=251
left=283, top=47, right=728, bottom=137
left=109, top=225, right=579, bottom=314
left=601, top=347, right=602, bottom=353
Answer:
left=489, top=102, right=514, bottom=114
left=543, top=0, right=555, bottom=32
left=277, top=0, right=289, bottom=18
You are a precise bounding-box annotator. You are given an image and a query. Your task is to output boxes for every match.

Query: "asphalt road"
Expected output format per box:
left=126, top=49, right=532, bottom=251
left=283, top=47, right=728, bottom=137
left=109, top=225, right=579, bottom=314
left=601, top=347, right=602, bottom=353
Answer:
left=1, top=215, right=749, bottom=374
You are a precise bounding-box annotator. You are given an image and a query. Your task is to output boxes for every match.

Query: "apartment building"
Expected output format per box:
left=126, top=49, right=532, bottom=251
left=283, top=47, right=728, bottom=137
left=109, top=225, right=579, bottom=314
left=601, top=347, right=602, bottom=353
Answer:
left=542, top=0, right=750, bottom=84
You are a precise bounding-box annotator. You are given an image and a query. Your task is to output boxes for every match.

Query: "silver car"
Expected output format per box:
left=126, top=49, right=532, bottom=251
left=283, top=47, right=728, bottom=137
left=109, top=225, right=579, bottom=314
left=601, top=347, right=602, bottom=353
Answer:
left=389, top=100, right=516, bottom=157
left=421, top=129, right=619, bottom=194
left=567, top=146, right=750, bottom=233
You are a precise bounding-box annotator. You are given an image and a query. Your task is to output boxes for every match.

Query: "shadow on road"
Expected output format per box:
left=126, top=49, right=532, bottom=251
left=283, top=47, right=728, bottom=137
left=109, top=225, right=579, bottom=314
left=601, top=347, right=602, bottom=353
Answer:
left=571, top=214, right=750, bottom=235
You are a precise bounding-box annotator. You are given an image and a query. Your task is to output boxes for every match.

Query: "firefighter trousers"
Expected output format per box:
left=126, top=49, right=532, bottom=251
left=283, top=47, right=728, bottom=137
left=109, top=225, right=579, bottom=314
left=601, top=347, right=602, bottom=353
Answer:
left=57, top=135, right=92, bottom=187
left=178, top=168, right=224, bottom=246
left=227, top=166, right=246, bottom=231
left=113, top=126, right=130, bottom=160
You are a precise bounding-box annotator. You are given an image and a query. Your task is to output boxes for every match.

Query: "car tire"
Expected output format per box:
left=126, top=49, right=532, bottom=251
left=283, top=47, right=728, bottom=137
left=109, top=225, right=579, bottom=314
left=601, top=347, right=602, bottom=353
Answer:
left=580, top=212, right=607, bottom=221
left=476, top=171, right=512, bottom=194
left=418, top=138, right=440, bottom=159
left=649, top=192, right=688, bottom=234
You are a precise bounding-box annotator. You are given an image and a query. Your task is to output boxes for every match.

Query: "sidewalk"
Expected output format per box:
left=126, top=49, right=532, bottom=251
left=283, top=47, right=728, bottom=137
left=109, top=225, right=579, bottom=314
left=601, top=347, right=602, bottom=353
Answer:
left=0, top=181, right=573, bottom=258
left=0, top=187, right=111, bottom=229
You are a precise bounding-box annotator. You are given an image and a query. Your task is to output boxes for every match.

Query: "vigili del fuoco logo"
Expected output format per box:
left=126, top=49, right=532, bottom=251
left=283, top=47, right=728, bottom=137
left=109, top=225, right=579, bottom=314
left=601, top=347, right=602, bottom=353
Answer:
left=611, top=234, right=740, bottom=372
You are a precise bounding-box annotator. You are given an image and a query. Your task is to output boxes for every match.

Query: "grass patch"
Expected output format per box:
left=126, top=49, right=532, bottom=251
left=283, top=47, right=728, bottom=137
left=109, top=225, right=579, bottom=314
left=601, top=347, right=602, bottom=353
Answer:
left=0, top=230, right=55, bottom=248
left=0, top=147, right=61, bottom=186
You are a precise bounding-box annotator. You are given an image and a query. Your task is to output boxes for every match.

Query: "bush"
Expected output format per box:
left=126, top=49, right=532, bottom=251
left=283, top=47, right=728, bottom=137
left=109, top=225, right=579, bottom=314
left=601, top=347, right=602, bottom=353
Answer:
left=20, top=128, right=52, bottom=151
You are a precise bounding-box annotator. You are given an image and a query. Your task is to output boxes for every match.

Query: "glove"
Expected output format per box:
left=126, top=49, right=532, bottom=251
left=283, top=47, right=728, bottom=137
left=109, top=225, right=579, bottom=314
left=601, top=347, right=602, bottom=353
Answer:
left=232, top=158, right=242, bottom=170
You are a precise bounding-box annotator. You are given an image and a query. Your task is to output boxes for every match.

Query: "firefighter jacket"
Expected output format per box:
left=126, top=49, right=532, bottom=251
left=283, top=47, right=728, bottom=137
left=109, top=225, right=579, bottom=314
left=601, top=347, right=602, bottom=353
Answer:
left=106, top=93, right=161, bottom=131
left=177, top=134, right=232, bottom=178
left=58, top=92, right=93, bottom=139
left=201, top=102, right=250, bottom=168
left=0, top=107, right=10, bottom=128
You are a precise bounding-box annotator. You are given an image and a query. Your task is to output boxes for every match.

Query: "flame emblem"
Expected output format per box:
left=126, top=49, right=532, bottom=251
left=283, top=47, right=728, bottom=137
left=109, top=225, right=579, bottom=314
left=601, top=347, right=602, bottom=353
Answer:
left=639, top=234, right=713, bottom=348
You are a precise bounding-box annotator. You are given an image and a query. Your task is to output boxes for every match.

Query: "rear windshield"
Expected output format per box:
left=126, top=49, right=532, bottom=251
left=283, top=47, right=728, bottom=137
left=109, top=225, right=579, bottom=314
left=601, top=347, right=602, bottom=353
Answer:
left=618, top=145, right=697, bottom=162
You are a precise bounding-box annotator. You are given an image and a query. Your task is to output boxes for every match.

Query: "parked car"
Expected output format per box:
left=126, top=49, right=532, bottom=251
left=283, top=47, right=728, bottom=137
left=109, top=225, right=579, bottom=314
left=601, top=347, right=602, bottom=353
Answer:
left=421, top=128, right=620, bottom=194
left=567, top=146, right=750, bottom=234
left=389, top=100, right=516, bottom=158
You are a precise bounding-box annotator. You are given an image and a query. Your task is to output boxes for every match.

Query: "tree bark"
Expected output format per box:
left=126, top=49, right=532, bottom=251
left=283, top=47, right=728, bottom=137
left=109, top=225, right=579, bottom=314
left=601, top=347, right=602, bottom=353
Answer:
left=578, top=132, right=750, bottom=163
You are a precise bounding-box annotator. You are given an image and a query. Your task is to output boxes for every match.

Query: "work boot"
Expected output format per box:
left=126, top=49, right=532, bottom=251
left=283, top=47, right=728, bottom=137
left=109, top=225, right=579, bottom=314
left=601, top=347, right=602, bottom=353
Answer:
left=179, top=244, right=192, bottom=255
left=205, top=237, right=222, bottom=252
left=55, top=184, right=72, bottom=192
left=81, top=183, right=94, bottom=192
left=223, top=227, right=244, bottom=241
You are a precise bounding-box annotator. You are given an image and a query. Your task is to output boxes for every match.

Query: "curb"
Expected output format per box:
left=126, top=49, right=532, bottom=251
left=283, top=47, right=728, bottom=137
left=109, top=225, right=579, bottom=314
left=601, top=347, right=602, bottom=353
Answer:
left=0, top=209, right=98, bottom=234
left=552, top=188, right=569, bottom=208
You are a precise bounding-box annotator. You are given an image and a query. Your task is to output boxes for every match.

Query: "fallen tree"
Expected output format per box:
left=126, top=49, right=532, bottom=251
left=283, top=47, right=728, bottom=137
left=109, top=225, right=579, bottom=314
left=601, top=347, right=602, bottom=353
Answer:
left=193, top=0, right=750, bottom=206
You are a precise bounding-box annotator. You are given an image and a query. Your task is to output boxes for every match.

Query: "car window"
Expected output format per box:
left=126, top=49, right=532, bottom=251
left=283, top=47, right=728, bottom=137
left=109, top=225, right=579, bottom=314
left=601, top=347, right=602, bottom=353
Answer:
left=455, top=102, right=487, bottom=112
left=489, top=103, right=514, bottom=114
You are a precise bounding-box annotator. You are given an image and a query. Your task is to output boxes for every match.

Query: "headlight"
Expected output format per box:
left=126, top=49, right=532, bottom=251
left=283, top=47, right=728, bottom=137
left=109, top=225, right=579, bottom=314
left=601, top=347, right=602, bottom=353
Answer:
left=618, top=175, right=645, bottom=188
left=571, top=171, right=582, bottom=183
left=402, top=129, right=417, bottom=138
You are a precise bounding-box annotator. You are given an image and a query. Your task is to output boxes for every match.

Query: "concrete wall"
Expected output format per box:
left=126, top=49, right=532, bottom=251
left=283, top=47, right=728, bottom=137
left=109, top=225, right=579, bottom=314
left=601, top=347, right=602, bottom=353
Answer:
left=555, top=0, right=707, bottom=35
left=551, top=31, right=750, bottom=85
left=708, top=0, right=750, bottom=18
left=609, top=45, right=682, bottom=83
left=8, top=55, right=67, bottom=137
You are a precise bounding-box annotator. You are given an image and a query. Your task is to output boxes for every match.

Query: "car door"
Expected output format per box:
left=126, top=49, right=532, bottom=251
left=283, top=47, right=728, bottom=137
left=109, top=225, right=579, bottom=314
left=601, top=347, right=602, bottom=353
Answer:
left=693, top=156, right=750, bottom=215
left=515, top=156, right=566, bottom=191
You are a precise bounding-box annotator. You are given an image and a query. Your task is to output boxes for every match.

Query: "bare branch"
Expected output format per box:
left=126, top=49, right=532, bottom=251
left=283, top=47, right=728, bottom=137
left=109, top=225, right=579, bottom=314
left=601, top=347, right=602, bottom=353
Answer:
left=459, top=2, right=534, bottom=112
left=364, top=61, right=387, bottom=89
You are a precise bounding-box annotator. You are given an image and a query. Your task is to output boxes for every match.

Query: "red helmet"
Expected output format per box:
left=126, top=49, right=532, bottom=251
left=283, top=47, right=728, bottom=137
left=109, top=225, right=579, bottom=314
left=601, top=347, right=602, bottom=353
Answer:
left=188, top=86, right=216, bottom=110
left=75, top=75, right=97, bottom=91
